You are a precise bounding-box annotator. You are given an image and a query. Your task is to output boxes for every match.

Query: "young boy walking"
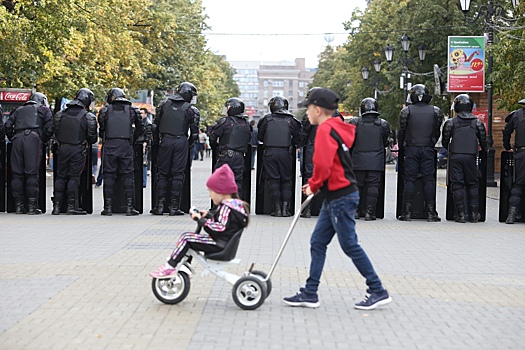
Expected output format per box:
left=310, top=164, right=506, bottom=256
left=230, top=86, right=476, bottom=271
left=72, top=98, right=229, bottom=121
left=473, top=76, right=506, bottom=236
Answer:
left=283, top=88, right=392, bottom=310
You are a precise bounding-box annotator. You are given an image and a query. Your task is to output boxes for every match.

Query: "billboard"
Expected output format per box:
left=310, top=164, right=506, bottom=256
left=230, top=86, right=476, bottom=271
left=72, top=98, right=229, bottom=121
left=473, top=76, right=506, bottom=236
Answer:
left=447, top=36, right=485, bottom=93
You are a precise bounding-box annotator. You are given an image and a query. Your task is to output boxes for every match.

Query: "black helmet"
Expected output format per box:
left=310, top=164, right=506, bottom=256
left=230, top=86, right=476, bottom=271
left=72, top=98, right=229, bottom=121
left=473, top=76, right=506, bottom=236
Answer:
left=225, top=97, right=244, bottom=116
left=29, top=92, right=49, bottom=107
left=359, top=97, right=379, bottom=116
left=74, top=88, right=95, bottom=108
left=176, top=82, right=198, bottom=103
left=269, top=96, right=289, bottom=113
left=408, top=84, right=432, bottom=104
left=453, top=94, right=474, bottom=113
left=106, top=88, right=128, bottom=104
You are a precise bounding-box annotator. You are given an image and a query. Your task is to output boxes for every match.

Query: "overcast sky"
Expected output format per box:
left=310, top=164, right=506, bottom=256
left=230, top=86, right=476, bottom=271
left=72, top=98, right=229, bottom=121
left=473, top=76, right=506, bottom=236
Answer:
left=201, top=0, right=368, bottom=68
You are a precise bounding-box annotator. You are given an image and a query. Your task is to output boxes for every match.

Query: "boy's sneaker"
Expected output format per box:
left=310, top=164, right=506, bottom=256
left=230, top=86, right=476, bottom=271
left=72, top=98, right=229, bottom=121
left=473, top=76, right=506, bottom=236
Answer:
left=283, top=289, right=320, bottom=308
left=354, top=289, right=392, bottom=310
left=149, top=265, right=178, bottom=279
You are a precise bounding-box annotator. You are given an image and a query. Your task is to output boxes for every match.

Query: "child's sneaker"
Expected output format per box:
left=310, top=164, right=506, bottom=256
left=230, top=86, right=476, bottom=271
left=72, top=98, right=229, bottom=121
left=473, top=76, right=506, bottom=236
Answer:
left=149, top=264, right=178, bottom=279
left=354, top=289, right=392, bottom=310
left=283, top=288, right=320, bottom=308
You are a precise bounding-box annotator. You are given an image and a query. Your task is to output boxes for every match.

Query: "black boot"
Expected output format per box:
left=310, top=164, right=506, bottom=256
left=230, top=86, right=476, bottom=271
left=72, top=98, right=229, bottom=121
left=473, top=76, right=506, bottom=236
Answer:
left=365, top=205, right=376, bottom=221
left=27, top=198, right=42, bottom=215
left=15, top=199, right=27, bottom=215
left=282, top=202, right=292, bottom=217
left=151, top=198, right=165, bottom=215
left=169, top=198, right=184, bottom=216
left=398, top=203, right=412, bottom=221
left=271, top=201, right=282, bottom=217
left=126, top=198, right=139, bottom=216
left=455, top=204, right=466, bottom=223
left=300, top=203, right=311, bottom=218
left=52, top=197, right=61, bottom=215
left=67, top=191, right=86, bottom=215
left=506, top=206, right=518, bottom=224
left=426, top=203, right=441, bottom=222
left=101, top=198, right=112, bottom=216
left=470, top=205, right=481, bottom=223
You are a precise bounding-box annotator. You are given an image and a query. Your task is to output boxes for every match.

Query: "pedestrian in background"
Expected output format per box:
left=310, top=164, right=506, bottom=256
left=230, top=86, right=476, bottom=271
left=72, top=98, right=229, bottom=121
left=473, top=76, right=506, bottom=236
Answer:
left=283, top=88, right=391, bottom=310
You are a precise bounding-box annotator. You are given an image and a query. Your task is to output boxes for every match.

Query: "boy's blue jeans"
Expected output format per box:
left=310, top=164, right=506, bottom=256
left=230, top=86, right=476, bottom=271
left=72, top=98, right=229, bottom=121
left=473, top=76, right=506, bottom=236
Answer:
left=303, top=191, right=384, bottom=296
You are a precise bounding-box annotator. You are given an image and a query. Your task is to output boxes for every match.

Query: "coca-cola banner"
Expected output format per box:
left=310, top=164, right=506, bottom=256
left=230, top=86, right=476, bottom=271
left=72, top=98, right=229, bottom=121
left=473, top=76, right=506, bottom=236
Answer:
left=0, top=91, right=31, bottom=102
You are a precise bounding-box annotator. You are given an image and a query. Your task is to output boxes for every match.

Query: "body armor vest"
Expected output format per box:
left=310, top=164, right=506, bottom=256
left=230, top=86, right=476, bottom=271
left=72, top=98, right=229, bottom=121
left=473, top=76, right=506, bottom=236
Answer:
left=263, top=115, right=292, bottom=147
left=449, top=118, right=478, bottom=155
left=354, top=117, right=383, bottom=152
left=56, top=108, right=87, bottom=145
left=219, top=116, right=251, bottom=153
left=14, top=105, right=41, bottom=131
left=159, top=101, right=190, bottom=136
left=515, top=109, right=525, bottom=148
left=406, top=104, right=435, bottom=146
left=105, top=105, right=132, bottom=139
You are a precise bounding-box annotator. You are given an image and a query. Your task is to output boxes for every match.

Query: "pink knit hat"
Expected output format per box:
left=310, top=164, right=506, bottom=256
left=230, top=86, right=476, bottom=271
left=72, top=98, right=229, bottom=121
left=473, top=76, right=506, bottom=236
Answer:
left=206, top=164, right=238, bottom=194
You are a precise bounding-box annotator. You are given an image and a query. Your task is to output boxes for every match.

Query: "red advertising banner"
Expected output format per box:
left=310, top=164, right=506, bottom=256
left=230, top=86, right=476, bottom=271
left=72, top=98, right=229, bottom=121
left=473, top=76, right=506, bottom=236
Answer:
left=0, top=91, right=31, bottom=102
left=448, top=36, right=485, bottom=93
left=472, top=108, right=488, bottom=132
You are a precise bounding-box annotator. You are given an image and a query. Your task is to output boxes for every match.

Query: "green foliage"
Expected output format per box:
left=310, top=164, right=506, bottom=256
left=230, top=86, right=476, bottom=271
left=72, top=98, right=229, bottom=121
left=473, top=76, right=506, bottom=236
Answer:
left=0, top=0, right=238, bottom=118
left=311, top=0, right=491, bottom=128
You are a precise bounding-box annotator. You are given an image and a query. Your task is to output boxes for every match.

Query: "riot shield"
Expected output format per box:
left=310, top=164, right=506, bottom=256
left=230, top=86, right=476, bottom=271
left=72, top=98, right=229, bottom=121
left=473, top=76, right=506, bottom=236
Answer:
left=150, top=140, right=191, bottom=214
left=445, top=152, right=487, bottom=222
left=255, top=145, right=296, bottom=214
left=0, top=141, right=5, bottom=212
left=396, top=147, right=438, bottom=219
left=499, top=151, right=525, bottom=222
left=6, top=142, right=47, bottom=213
left=51, top=144, right=94, bottom=214
left=112, top=142, right=144, bottom=214
left=301, top=146, right=324, bottom=216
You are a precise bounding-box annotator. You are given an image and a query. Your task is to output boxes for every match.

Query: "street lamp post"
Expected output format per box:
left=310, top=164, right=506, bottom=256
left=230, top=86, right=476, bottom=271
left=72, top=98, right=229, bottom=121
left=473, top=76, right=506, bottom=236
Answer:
left=361, top=59, right=382, bottom=100
left=458, top=0, right=520, bottom=187
left=384, top=35, right=427, bottom=106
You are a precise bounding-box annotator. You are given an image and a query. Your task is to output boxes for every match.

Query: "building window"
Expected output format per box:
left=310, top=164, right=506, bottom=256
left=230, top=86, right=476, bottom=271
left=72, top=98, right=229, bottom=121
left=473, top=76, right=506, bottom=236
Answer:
left=299, top=82, right=304, bottom=88
left=272, top=80, right=284, bottom=87
left=263, top=81, right=268, bottom=87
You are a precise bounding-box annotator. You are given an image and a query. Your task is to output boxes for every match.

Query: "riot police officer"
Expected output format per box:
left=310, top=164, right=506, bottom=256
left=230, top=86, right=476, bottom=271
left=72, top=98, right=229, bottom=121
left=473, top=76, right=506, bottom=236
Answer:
left=257, top=96, right=301, bottom=217
left=52, top=88, right=98, bottom=215
left=349, top=98, right=391, bottom=221
left=98, top=88, right=143, bottom=216
left=442, top=94, right=487, bottom=223
left=151, top=82, right=199, bottom=215
left=209, top=98, right=251, bottom=199
left=5, top=92, right=53, bottom=214
left=397, top=84, right=443, bottom=222
left=502, top=98, right=525, bottom=224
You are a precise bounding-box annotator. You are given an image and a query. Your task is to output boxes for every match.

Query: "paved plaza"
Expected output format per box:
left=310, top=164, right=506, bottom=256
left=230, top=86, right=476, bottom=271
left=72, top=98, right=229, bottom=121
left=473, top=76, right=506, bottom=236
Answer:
left=1, top=156, right=524, bottom=350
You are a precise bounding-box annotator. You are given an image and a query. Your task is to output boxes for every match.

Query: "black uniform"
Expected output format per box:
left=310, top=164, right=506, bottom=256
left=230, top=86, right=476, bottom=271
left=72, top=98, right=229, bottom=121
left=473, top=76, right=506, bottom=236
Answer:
left=257, top=111, right=301, bottom=216
left=442, top=112, right=487, bottom=222
left=209, top=114, right=251, bottom=199
left=53, top=100, right=98, bottom=214
left=502, top=105, right=525, bottom=223
left=152, top=93, right=199, bottom=215
left=398, top=100, right=443, bottom=221
left=98, top=100, right=143, bottom=215
left=349, top=113, right=391, bottom=220
left=5, top=101, right=53, bottom=214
